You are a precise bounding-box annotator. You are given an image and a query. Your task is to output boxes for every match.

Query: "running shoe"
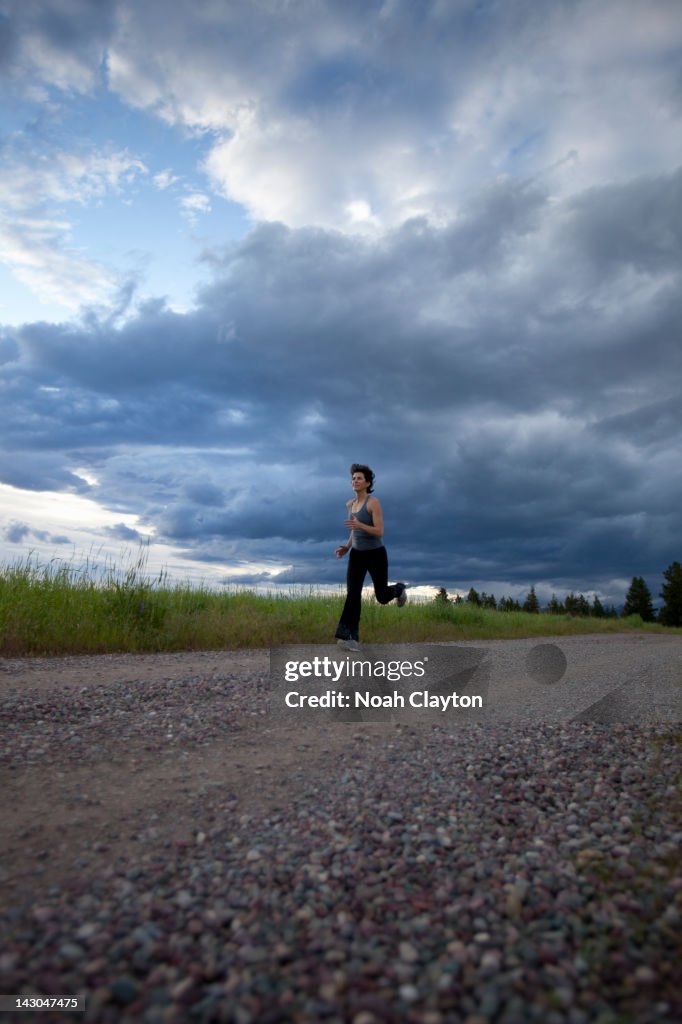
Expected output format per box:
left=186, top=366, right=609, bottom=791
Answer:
left=337, top=638, right=360, bottom=652
left=396, top=583, right=408, bottom=608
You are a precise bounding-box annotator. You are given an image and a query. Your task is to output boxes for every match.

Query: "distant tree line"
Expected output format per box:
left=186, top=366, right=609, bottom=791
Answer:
left=433, top=561, right=682, bottom=627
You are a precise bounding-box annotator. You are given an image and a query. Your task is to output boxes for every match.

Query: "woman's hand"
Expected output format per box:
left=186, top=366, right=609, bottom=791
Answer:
left=344, top=501, right=383, bottom=536
left=335, top=544, right=349, bottom=558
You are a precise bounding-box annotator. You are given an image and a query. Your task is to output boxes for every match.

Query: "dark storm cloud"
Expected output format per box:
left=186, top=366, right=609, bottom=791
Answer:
left=0, top=450, right=92, bottom=494
left=4, top=521, right=70, bottom=545
left=4, top=522, right=30, bottom=543
left=1, top=166, right=680, bottom=602
left=7, top=196, right=673, bottom=469
left=564, top=169, right=682, bottom=275
left=0, top=0, right=117, bottom=92
left=105, top=523, right=144, bottom=542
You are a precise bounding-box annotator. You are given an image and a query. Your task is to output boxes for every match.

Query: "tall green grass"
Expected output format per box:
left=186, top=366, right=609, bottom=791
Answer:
left=0, top=552, right=679, bottom=657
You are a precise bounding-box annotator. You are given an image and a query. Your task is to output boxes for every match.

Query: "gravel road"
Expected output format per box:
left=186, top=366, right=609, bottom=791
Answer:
left=1, top=635, right=681, bottom=1024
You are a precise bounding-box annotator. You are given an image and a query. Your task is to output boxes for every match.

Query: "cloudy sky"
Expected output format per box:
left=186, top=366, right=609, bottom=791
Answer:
left=1, top=0, right=680, bottom=607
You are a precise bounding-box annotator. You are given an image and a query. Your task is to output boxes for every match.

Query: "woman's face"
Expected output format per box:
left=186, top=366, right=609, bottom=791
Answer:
left=351, top=471, right=369, bottom=491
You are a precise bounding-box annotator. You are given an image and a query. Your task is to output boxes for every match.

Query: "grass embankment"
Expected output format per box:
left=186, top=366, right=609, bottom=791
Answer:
left=1, top=555, right=679, bottom=657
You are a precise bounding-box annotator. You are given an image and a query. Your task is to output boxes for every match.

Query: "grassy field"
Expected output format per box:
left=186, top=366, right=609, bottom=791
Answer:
left=1, top=553, right=679, bottom=657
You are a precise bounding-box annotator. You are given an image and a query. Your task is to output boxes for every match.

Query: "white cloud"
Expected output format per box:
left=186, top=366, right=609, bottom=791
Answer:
left=0, top=141, right=147, bottom=312
left=179, top=191, right=212, bottom=221
left=12, top=24, right=99, bottom=95
left=0, top=219, right=119, bottom=311
left=346, top=199, right=376, bottom=226
left=203, top=112, right=339, bottom=227
left=0, top=481, right=149, bottom=534
left=0, top=145, right=148, bottom=213
left=5, top=1, right=680, bottom=236
left=153, top=169, right=181, bottom=190
left=71, top=467, right=100, bottom=486
left=102, top=0, right=682, bottom=232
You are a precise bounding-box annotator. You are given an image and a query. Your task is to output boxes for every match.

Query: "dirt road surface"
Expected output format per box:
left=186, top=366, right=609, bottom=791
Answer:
left=1, top=635, right=681, bottom=1023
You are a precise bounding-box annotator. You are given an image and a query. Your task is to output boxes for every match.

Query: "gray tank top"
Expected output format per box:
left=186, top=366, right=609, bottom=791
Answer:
left=350, top=496, right=384, bottom=550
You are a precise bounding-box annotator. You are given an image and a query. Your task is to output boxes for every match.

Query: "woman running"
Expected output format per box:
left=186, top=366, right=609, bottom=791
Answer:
left=334, top=463, right=407, bottom=651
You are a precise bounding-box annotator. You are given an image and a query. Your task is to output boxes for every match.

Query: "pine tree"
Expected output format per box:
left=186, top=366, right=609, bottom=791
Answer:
left=522, top=586, right=540, bottom=614
left=466, top=587, right=481, bottom=606
left=565, top=593, right=590, bottom=617
left=591, top=595, right=605, bottom=618
left=434, top=587, right=451, bottom=605
left=548, top=594, right=565, bottom=615
left=481, top=592, right=497, bottom=610
left=659, top=561, right=682, bottom=627
left=622, top=576, right=655, bottom=622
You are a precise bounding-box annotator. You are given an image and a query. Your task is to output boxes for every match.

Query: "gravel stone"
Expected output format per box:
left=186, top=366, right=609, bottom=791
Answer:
left=1, top=643, right=681, bottom=1023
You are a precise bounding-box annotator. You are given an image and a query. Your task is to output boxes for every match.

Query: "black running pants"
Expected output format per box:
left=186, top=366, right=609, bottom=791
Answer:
left=335, top=546, right=400, bottom=641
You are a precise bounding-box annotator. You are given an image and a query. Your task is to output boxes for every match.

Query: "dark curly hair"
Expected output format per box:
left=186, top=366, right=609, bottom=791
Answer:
left=350, top=463, right=375, bottom=493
